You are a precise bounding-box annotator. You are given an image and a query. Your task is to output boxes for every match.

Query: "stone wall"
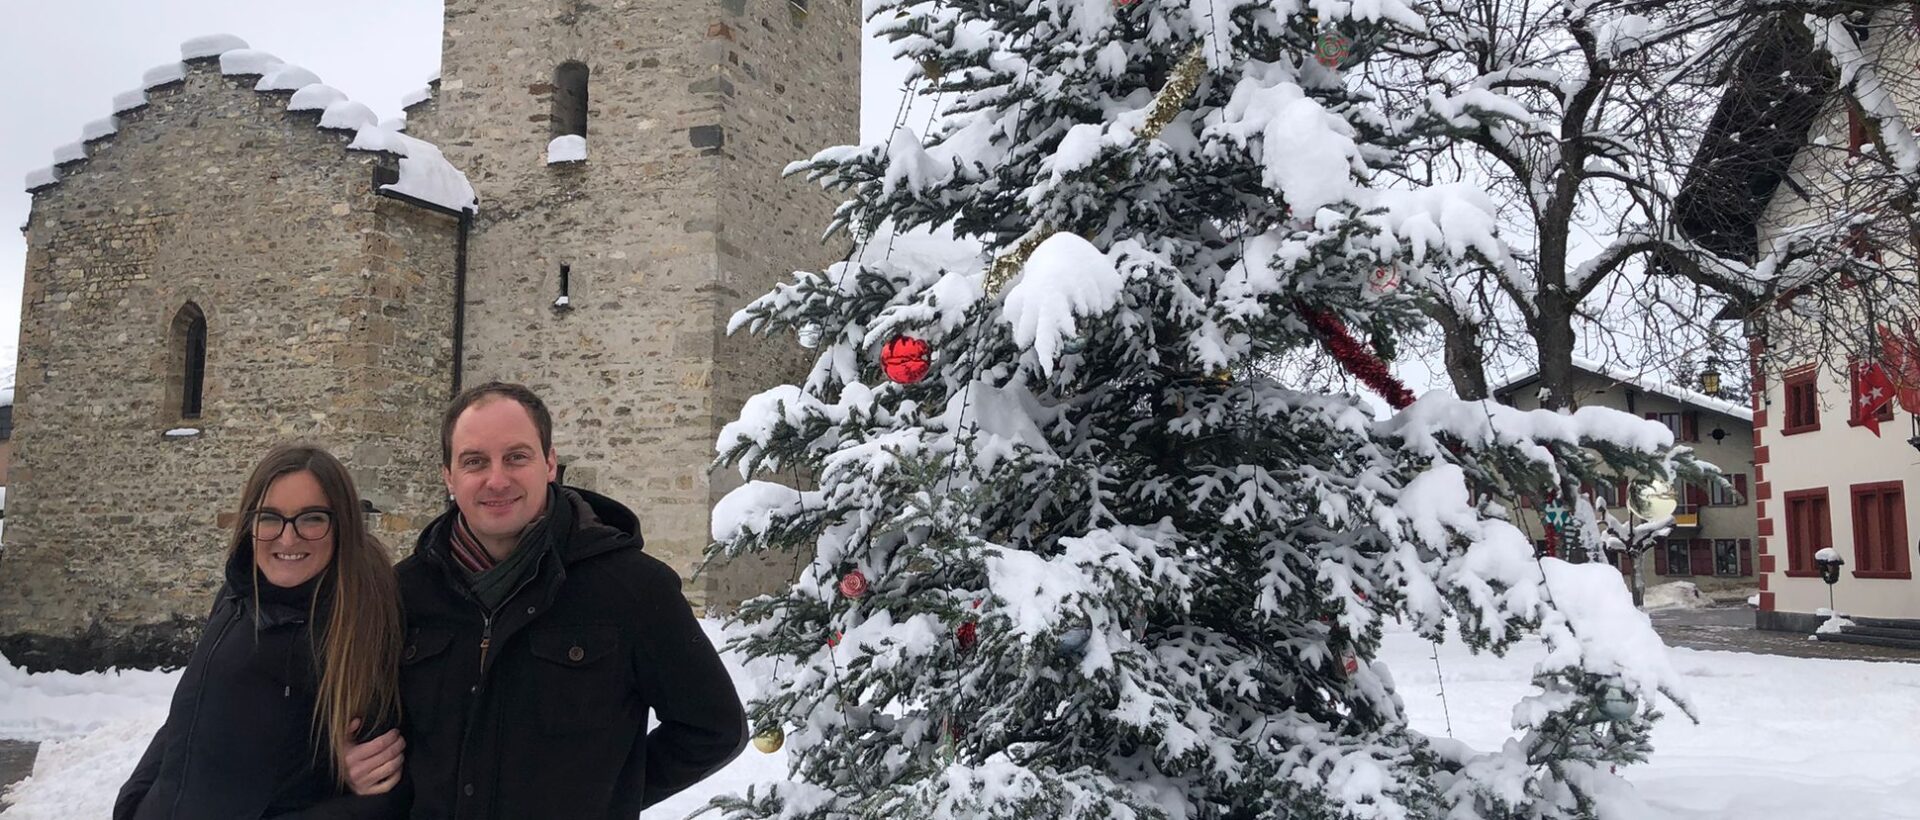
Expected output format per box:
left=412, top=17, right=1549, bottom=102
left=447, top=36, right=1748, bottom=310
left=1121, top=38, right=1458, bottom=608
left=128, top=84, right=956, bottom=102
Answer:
left=0, top=61, right=459, bottom=670
left=437, top=0, right=858, bottom=609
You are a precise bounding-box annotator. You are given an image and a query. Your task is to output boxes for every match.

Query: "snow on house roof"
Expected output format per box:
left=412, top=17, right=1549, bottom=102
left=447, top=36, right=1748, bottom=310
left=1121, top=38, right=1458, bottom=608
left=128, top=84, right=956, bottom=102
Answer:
left=23, top=35, right=476, bottom=213
left=1492, top=357, right=1754, bottom=422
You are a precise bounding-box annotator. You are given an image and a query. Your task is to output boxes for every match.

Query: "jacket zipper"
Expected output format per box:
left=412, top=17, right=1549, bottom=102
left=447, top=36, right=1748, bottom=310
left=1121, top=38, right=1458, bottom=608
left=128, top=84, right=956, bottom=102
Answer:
left=454, top=558, right=545, bottom=816
left=168, top=603, right=243, bottom=819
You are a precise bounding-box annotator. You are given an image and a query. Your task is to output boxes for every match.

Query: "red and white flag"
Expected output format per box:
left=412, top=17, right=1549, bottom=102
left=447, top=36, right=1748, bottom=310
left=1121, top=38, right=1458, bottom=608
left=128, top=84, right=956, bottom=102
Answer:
left=1854, top=361, right=1896, bottom=435
left=1879, top=324, right=1920, bottom=414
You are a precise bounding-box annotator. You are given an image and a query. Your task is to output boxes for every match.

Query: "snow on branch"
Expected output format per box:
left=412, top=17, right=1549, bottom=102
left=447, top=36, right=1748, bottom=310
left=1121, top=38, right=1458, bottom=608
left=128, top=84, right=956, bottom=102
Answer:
left=1808, top=13, right=1920, bottom=181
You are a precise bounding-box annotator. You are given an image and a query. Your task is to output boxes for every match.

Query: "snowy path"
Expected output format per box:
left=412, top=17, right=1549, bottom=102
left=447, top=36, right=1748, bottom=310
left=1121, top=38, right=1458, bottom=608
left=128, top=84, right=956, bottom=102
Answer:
left=2, top=621, right=1917, bottom=819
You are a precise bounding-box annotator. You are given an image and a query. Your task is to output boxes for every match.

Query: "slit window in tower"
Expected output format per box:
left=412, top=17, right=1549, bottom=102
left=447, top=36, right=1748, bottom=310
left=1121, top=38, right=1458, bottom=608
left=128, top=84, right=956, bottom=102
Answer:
left=170, top=302, right=207, bottom=420
left=552, top=62, right=589, bottom=139
left=554, top=263, right=573, bottom=310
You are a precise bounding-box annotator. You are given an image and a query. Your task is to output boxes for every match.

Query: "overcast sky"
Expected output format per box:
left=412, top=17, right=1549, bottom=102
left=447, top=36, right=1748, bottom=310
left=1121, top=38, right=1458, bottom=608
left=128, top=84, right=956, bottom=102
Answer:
left=0, top=1, right=921, bottom=384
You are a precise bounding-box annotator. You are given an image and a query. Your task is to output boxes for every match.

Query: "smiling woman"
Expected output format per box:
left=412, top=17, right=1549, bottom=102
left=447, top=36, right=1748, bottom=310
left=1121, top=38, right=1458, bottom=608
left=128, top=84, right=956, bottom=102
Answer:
left=113, top=444, right=407, bottom=820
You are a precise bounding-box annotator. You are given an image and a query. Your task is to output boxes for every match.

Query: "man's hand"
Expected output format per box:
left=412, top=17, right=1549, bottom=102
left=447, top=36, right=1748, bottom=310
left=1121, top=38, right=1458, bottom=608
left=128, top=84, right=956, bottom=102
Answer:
left=342, top=719, right=406, bottom=796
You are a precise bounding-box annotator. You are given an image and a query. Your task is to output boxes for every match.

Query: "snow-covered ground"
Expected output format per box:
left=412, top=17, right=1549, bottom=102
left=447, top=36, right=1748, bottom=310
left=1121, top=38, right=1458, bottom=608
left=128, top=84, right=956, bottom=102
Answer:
left=3, top=620, right=1917, bottom=819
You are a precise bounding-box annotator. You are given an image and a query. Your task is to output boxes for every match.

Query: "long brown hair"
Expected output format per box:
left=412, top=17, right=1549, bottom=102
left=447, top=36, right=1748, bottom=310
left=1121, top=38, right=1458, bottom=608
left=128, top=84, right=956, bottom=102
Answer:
left=226, top=444, right=403, bottom=785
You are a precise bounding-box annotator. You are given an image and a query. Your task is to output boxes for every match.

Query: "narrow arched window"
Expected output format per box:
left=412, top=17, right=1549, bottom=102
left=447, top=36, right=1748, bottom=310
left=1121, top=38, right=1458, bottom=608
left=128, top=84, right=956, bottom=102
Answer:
left=552, top=62, right=589, bottom=139
left=169, top=303, right=207, bottom=419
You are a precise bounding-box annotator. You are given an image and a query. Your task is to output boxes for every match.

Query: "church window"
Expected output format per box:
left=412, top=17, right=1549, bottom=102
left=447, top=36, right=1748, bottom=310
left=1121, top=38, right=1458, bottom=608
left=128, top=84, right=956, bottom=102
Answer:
left=552, top=62, right=590, bottom=140
left=169, top=303, right=207, bottom=420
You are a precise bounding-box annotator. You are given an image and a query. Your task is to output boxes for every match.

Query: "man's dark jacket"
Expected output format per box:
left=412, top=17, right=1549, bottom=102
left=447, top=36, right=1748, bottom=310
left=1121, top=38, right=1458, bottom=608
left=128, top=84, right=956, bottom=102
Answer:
left=115, top=547, right=407, bottom=820
left=396, top=485, right=747, bottom=820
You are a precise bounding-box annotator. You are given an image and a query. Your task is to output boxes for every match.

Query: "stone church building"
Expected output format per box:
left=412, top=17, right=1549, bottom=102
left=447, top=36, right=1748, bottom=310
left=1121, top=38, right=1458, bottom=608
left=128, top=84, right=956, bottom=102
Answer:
left=0, top=0, right=856, bottom=670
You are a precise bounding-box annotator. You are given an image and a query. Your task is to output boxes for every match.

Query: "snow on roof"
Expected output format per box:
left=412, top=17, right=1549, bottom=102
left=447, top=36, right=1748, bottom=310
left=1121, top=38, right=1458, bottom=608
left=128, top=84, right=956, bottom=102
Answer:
left=288, top=83, right=347, bottom=112
left=111, top=90, right=148, bottom=114
left=141, top=62, right=186, bottom=89
left=80, top=118, right=116, bottom=143
left=1493, top=357, right=1754, bottom=422
left=319, top=100, right=378, bottom=131
left=180, top=34, right=249, bottom=60
left=24, top=167, right=58, bottom=192
left=217, top=49, right=283, bottom=77
left=399, top=86, right=433, bottom=110
left=256, top=65, right=321, bottom=93
left=24, top=35, right=478, bottom=213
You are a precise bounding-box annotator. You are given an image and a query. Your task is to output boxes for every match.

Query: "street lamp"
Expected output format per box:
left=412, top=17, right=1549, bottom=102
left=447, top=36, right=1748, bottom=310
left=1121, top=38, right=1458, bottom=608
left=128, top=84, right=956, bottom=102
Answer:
left=1632, top=479, right=1679, bottom=521
left=1619, top=480, right=1679, bottom=606
left=1701, top=358, right=1723, bottom=397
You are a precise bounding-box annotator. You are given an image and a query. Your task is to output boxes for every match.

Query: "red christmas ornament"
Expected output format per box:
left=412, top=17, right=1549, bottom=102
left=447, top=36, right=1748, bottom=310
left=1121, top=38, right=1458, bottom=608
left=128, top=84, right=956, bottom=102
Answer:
left=827, top=631, right=844, bottom=647
left=838, top=570, right=869, bottom=599
left=1340, top=648, right=1361, bottom=677
left=956, top=621, right=979, bottom=652
left=1367, top=266, right=1402, bottom=294
left=1297, top=301, right=1416, bottom=410
left=881, top=335, right=931, bottom=384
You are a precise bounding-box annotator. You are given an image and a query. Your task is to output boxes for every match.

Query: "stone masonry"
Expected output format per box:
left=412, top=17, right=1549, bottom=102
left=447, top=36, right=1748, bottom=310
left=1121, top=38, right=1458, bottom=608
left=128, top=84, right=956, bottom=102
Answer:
left=0, top=60, right=460, bottom=671
left=0, top=0, right=862, bottom=667
left=411, top=0, right=858, bottom=609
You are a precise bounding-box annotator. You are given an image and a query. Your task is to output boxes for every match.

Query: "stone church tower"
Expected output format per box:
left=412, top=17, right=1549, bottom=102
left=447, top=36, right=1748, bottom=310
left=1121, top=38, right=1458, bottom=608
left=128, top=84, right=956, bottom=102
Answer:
left=407, top=0, right=858, bottom=608
left=0, top=2, right=858, bottom=669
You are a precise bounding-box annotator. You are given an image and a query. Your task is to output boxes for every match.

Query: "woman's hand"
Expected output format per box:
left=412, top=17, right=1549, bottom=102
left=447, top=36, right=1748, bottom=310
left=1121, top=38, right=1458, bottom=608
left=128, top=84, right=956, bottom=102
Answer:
left=341, top=718, right=406, bottom=796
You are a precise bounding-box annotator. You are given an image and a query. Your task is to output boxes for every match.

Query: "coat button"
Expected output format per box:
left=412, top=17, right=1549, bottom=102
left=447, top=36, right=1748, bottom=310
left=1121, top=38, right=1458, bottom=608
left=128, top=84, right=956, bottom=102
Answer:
left=568, top=645, right=585, bottom=662
left=463, top=783, right=474, bottom=797
left=403, top=645, right=416, bottom=661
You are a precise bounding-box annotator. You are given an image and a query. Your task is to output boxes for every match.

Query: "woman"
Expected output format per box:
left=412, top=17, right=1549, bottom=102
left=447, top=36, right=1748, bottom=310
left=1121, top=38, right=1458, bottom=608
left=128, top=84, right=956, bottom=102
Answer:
left=115, top=444, right=409, bottom=819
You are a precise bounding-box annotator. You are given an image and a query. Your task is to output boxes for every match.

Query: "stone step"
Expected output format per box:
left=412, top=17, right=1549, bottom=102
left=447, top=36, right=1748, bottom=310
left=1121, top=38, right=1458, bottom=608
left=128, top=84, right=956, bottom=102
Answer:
left=1815, top=630, right=1920, bottom=652
left=1840, top=625, right=1920, bottom=642
left=1851, top=615, right=1920, bottom=630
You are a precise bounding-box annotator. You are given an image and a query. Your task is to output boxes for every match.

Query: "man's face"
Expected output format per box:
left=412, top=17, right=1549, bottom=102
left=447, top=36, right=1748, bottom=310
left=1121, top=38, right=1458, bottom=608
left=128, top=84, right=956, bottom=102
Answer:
left=443, top=397, right=557, bottom=547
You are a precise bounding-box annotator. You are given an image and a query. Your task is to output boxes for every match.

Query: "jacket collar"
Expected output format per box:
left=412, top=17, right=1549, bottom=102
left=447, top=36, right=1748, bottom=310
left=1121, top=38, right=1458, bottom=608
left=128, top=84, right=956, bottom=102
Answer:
left=415, top=484, right=643, bottom=578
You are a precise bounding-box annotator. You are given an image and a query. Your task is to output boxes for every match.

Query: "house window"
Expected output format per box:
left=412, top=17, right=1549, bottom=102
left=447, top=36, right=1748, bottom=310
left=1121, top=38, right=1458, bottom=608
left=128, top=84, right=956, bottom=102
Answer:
left=1784, top=488, right=1833, bottom=576
left=1710, top=474, right=1748, bottom=506
left=1654, top=412, right=1684, bottom=441
left=1782, top=368, right=1819, bottom=434
left=1849, top=359, right=1896, bottom=426
left=1850, top=481, right=1910, bottom=578
left=169, top=302, right=207, bottom=420
left=1664, top=539, right=1692, bottom=576
left=551, top=62, right=589, bottom=140
left=1713, top=539, right=1742, bottom=576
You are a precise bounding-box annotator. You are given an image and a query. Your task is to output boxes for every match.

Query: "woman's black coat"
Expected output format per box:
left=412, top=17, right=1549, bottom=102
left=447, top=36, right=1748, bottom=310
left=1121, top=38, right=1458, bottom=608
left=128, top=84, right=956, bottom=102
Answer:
left=113, top=549, right=407, bottom=819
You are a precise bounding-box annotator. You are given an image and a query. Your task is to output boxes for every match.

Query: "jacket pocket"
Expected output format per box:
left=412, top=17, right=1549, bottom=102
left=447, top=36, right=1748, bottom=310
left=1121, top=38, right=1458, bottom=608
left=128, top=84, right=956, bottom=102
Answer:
left=398, top=627, right=455, bottom=728
left=527, top=625, right=626, bottom=734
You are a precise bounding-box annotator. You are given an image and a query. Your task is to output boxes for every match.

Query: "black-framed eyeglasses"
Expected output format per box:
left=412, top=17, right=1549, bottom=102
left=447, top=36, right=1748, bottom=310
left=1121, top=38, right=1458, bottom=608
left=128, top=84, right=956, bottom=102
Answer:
left=250, top=510, right=334, bottom=541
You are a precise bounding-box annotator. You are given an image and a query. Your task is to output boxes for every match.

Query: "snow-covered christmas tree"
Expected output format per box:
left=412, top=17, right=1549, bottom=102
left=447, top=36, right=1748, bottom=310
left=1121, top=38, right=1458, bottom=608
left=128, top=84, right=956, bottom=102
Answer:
left=707, top=1, right=1703, bottom=817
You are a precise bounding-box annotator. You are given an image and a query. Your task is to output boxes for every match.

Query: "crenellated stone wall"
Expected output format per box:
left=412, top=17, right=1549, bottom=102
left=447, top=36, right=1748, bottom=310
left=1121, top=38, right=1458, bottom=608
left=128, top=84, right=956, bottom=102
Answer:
left=0, top=60, right=460, bottom=671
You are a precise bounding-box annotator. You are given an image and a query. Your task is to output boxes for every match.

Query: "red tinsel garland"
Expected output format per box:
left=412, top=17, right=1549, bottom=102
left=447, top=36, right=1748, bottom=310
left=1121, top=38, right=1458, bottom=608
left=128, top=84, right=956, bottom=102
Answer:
left=1298, top=302, right=1416, bottom=410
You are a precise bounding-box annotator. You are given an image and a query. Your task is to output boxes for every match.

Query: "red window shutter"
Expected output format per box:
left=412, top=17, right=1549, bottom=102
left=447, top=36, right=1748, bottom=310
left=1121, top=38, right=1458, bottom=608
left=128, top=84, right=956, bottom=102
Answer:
left=1739, top=538, right=1753, bottom=576
left=1686, top=481, right=1708, bottom=508
left=1614, top=479, right=1629, bottom=508
left=1690, top=539, right=1712, bottom=576
left=1733, top=474, right=1749, bottom=505
left=1857, top=490, right=1879, bottom=573
left=1683, top=411, right=1699, bottom=442
left=1654, top=538, right=1670, bottom=575
left=1892, top=485, right=1909, bottom=574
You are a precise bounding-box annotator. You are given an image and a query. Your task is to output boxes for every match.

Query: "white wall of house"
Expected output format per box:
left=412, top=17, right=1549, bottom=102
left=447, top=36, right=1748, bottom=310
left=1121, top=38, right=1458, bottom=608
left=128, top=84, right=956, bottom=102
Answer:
left=1756, top=360, right=1920, bottom=621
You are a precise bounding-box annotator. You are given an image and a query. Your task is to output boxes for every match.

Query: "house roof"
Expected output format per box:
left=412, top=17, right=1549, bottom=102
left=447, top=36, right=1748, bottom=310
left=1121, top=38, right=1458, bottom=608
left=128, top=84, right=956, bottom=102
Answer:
left=1492, top=357, right=1755, bottom=423
left=23, top=35, right=473, bottom=213
left=1670, top=16, right=1833, bottom=261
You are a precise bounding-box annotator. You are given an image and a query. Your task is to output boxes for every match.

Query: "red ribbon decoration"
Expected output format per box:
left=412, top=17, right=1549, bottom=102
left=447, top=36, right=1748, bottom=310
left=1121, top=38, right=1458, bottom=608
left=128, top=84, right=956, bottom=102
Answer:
left=1298, top=302, right=1416, bottom=410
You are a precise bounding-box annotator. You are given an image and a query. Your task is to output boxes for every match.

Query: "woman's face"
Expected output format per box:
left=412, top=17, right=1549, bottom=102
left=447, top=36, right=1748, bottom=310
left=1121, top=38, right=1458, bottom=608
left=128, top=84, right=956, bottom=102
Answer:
left=252, top=470, right=337, bottom=589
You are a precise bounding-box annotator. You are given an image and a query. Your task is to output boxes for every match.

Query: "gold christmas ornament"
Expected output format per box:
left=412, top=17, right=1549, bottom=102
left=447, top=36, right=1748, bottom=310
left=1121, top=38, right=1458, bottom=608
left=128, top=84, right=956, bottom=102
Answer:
left=751, top=725, right=785, bottom=753
left=983, top=45, right=1211, bottom=297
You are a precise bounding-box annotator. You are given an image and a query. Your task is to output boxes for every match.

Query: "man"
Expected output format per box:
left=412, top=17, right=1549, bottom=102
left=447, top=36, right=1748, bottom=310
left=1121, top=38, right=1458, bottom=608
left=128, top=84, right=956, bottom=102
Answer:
left=352, top=381, right=746, bottom=818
